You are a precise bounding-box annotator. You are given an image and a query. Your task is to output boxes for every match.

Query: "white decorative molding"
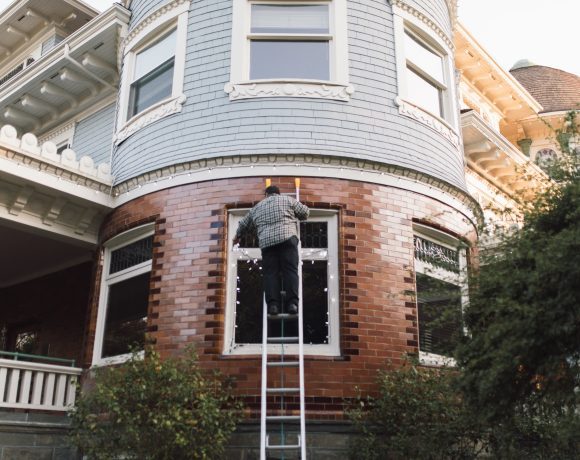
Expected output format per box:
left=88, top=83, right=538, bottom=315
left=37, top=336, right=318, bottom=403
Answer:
left=111, top=152, right=483, bottom=227
left=389, top=0, right=454, bottom=51
left=395, top=97, right=460, bottom=147
left=0, top=124, right=113, bottom=184
left=122, top=0, right=190, bottom=52
left=38, top=122, right=75, bottom=144
left=224, top=82, right=355, bottom=102
left=115, top=94, right=187, bottom=144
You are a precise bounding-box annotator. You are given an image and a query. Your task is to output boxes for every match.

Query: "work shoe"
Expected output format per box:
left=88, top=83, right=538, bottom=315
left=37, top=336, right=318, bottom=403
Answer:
left=287, top=303, right=298, bottom=315
left=268, top=304, right=279, bottom=315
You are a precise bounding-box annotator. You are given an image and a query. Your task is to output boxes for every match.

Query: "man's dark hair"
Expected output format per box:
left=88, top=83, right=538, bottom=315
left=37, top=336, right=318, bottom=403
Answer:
left=265, top=185, right=280, bottom=195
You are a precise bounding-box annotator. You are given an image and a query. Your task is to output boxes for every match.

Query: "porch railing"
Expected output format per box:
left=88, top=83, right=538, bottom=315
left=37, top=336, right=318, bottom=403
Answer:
left=0, top=355, right=82, bottom=411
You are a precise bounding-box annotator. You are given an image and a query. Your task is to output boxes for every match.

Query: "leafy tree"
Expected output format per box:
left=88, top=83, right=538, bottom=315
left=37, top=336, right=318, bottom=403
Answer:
left=69, top=348, right=242, bottom=460
left=456, top=111, right=580, bottom=423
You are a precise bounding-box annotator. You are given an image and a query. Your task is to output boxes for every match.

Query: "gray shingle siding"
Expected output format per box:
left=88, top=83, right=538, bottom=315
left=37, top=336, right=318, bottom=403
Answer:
left=113, top=0, right=466, bottom=192
left=72, top=104, right=116, bottom=165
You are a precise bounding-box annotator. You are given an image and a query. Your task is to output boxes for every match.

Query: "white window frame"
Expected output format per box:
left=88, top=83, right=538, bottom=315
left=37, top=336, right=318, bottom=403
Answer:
left=391, top=3, right=459, bottom=138
left=92, top=224, right=154, bottom=367
left=115, top=0, right=190, bottom=144
left=224, top=209, right=340, bottom=356
left=225, top=0, right=353, bottom=101
left=413, top=224, right=468, bottom=367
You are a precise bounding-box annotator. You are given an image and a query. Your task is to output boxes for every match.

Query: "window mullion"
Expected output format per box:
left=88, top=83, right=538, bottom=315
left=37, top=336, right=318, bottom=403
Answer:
left=248, top=33, right=332, bottom=41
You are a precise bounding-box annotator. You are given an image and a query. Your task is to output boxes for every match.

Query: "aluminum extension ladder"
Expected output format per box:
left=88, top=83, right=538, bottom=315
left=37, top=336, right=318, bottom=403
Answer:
left=260, top=179, right=307, bottom=459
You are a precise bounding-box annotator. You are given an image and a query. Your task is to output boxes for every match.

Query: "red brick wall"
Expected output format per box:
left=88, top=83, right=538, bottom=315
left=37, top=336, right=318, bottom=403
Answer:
left=84, top=177, right=477, bottom=418
left=0, top=262, right=93, bottom=365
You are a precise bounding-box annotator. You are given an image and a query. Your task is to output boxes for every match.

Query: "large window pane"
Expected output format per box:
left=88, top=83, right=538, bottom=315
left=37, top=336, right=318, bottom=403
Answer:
left=250, top=41, right=329, bottom=80
left=129, top=59, right=174, bottom=117
left=406, top=67, right=442, bottom=117
left=102, top=272, right=150, bottom=358
left=234, top=260, right=329, bottom=345
left=134, top=29, right=177, bottom=81
left=416, top=273, right=462, bottom=357
left=404, top=32, right=443, bottom=82
left=251, top=4, right=329, bottom=34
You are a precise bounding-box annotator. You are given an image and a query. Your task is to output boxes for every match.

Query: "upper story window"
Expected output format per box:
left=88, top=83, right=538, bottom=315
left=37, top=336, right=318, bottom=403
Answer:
left=249, top=4, right=330, bottom=80
left=225, top=210, right=340, bottom=356
left=404, top=30, right=445, bottom=118
left=225, top=0, right=353, bottom=101
left=391, top=3, right=459, bottom=145
left=115, top=0, right=190, bottom=144
left=413, top=225, right=468, bottom=366
left=128, top=28, right=177, bottom=118
left=92, top=224, right=154, bottom=366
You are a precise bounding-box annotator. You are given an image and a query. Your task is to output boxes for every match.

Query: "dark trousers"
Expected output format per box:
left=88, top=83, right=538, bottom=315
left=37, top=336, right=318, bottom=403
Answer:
left=262, top=236, right=299, bottom=309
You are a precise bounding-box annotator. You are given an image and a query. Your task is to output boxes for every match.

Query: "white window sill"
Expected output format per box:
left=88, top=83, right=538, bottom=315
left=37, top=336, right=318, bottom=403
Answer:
left=419, top=351, right=457, bottom=368
left=225, top=343, right=340, bottom=357
left=91, top=350, right=145, bottom=368
left=114, top=94, right=187, bottom=145
left=225, top=80, right=355, bottom=102
left=394, top=96, right=460, bottom=148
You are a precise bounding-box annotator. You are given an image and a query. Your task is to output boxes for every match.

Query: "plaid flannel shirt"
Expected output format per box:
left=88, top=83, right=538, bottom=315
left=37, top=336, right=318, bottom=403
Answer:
left=235, top=194, right=310, bottom=249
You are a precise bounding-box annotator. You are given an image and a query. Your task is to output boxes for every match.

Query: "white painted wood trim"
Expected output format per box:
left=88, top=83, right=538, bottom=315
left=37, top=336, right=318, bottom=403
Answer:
left=224, top=210, right=340, bottom=357
left=227, top=0, right=352, bottom=101
left=92, top=224, right=154, bottom=366
left=116, top=0, right=190, bottom=137
left=391, top=2, right=458, bottom=129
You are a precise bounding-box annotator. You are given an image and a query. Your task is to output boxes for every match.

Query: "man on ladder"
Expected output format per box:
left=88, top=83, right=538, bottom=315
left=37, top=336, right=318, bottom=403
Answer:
left=233, top=183, right=309, bottom=315
left=233, top=180, right=309, bottom=458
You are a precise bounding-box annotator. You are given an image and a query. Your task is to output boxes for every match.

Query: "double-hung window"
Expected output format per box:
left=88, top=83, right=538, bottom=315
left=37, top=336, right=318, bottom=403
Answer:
left=116, top=0, right=189, bottom=143
left=92, top=225, right=154, bottom=366
left=413, top=225, right=467, bottom=366
left=226, top=0, right=352, bottom=101
left=391, top=2, right=459, bottom=134
left=128, top=29, right=177, bottom=118
left=249, top=4, right=330, bottom=80
left=403, top=30, right=446, bottom=118
left=225, top=210, right=340, bottom=356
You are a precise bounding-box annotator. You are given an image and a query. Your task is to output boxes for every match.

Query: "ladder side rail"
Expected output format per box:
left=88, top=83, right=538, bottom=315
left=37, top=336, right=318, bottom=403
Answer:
left=260, top=294, right=268, bottom=460
left=297, top=221, right=307, bottom=459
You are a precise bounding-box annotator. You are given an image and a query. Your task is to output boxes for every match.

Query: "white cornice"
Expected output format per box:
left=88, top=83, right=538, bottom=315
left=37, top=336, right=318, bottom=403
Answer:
left=112, top=153, right=483, bottom=228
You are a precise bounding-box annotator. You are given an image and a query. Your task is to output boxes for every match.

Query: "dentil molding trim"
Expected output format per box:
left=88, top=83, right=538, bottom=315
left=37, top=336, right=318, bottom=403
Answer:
left=388, top=0, right=455, bottom=50
left=224, top=82, right=355, bottom=102
left=395, top=97, right=460, bottom=148
left=122, top=0, right=190, bottom=50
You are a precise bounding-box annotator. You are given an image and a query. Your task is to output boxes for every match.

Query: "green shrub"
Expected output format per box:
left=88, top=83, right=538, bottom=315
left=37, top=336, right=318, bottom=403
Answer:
left=69, top=348, right=242, bottom=460
left=348, top=360, right=484, bottom=460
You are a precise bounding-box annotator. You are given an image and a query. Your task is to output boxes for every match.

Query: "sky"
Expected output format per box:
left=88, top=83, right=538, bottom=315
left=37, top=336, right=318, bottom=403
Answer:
left=1, top=0, right=579, bottom=76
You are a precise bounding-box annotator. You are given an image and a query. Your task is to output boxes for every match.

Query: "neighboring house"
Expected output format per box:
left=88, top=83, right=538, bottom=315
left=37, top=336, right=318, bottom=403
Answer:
left=0, top=0, right=572, bottom=458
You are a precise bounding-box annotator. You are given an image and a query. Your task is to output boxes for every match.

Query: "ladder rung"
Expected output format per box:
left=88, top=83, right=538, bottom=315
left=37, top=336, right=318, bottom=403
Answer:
left=267, top=387, right=300, bottom=394
left=266, top=415, right=301, bottom=421
left=267, top=337, right=298, bottom=343
left=267, top=444, right=301, bottom=450
left=268, top=313, right=298, bottom=320
left=267, top=361, right=299, bottom=367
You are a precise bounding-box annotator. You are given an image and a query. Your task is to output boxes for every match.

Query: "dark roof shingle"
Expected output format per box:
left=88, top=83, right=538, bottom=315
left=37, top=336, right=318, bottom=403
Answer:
left=510, top=65, right=580, bottom=113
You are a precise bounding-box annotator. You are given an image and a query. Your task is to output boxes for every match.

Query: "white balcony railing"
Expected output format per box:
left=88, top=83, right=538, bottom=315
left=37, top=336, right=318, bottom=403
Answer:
left=0, top=358, right=82, bottom=411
